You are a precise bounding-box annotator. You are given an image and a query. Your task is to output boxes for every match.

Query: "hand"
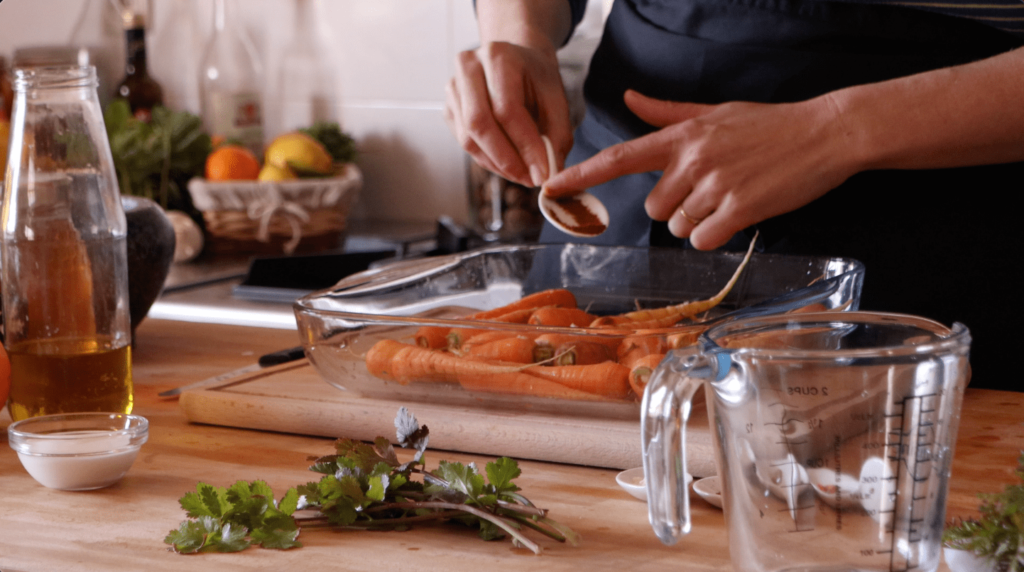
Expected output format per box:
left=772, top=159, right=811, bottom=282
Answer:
left=543, top=90, right=863, bottom=250
left=445, top=41, right=574, bottom=187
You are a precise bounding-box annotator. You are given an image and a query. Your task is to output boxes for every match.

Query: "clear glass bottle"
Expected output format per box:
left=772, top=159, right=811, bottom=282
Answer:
left=68, top=0, right=125, bottom=108
left=115, top=10, right=164, bottom=121
left=1, top=65, right=133, bottom=422
left=199, top=0, right=265, bottom=156
left=275, top=0, right=337, bottom=134
left=150, top=0, right=202, bottom=115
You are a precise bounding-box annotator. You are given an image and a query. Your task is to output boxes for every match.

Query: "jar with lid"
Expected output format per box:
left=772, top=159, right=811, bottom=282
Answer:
left=1, top=65, right=133, bottom=422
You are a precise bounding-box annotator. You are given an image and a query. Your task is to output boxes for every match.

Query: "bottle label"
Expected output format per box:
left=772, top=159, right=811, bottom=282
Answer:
left=209, top=91, right=264, bottom=155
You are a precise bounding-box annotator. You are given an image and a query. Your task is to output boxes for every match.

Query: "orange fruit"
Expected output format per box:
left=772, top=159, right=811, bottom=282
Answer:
left=0, top=343, right=10, bottom=409
left=205, top=145, right=261, bottom=181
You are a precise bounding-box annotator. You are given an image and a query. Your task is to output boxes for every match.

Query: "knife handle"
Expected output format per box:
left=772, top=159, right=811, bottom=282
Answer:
left=258, top=345, right=306, bottom=367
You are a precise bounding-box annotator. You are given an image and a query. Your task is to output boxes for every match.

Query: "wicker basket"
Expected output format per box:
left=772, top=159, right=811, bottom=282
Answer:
left=188, top=164, right=361, bottom=255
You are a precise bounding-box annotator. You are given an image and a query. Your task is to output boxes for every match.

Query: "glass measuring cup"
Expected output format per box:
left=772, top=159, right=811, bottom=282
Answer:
left=642, top=311, right=970, bottom=572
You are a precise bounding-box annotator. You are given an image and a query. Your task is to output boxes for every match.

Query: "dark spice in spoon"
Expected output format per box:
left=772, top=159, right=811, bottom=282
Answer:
left=553, top=195, right=606, bottom=237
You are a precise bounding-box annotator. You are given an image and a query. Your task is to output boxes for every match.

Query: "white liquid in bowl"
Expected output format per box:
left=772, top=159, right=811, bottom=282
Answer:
left=8, top=415, right=148, bottom=491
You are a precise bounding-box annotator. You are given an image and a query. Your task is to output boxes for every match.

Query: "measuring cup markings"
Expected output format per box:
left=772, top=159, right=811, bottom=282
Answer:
left=756, top=381, right=946, bottom=569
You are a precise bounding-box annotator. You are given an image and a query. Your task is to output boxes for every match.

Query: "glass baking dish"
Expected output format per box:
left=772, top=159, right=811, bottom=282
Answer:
left=293, top=243, right=864, bottom=419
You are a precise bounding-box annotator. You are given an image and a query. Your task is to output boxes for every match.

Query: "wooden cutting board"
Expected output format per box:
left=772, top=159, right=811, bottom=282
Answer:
left=178, top=359, right=718, bottom=474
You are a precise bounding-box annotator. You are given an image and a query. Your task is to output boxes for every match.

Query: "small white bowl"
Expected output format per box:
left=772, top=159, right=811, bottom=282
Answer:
left=7, top=413, right=149, bottom=491
left=944, top=548, right=998, bottom=572
left=692, top=476, right=723, bottom=509
left=616, top=467, right=692, bottom=502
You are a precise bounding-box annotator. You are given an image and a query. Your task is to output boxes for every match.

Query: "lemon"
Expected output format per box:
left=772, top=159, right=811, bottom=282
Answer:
left=258, top=163, right=298, bottom=182
left=264, top=132, right=334, bottom=176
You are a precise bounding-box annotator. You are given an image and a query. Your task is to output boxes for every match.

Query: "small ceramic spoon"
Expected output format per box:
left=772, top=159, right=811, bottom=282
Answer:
left=537, top=135, right=609, bottom=238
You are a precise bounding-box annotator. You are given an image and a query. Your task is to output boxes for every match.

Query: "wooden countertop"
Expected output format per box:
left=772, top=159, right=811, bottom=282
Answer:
left=1, top=318, right=1022, bottom=571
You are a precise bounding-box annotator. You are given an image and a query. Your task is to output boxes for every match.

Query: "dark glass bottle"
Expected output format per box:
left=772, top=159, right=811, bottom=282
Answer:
left=115, top=12, right=163, bottom=121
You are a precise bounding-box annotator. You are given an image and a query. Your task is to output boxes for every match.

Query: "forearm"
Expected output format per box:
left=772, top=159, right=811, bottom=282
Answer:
left=476, top=0, right=574, bottom=54
left=832, top=46, right=1024, bottom=171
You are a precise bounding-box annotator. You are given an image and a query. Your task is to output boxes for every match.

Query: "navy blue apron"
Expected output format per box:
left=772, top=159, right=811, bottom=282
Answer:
left=540, top=0, right=1024, bottom=389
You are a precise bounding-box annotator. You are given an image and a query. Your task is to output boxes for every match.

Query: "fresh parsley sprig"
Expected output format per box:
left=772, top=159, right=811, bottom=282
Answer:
left=165, top=408, right=578, bottom=555
left=944, top=453, right=1024, bottom=572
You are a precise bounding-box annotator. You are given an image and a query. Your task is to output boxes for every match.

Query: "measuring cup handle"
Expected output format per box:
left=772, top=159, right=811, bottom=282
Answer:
left=641, top=347, right=720, bottom=545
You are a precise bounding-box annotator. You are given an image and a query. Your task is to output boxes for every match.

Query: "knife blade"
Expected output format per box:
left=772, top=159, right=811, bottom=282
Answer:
left=158, top=345, right=307, bottom=397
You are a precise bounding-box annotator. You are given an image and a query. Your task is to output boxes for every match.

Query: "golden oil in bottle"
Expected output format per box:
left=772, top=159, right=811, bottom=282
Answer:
left=7, top=337, right=132, bottom=422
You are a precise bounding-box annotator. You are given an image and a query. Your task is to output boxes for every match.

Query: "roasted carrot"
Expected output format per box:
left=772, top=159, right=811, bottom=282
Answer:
left=534, top=332, right=621, bottom=350
left=525, top=361, right=631, bottom=400
left=457, top=370, right=613, bottom=401
left=528, top=307, right=599, bottom=328
left=366, top=339, right=519, bottom=385
left=461, top=335, right=538, bottom=364
left=412, top=288, right=577, bottom=350
left=365, top=338, right=410, bottom=380
left=455, top=330, right=524, bottom=352
left=665, top=329, right=701, bottom=349
left=446, top=307, right=537, bottom=349
left=471, top=288, right=578, bottom=318
left=414, top=326, right=450, bottom=349
left=591, top=232, right=758, bottom=329
left=532, top=332, right=619, bottom=362
left=552, top=341, right=615, bottom=366
left=628, top=353, right=666, bottom=398
left=617, top=334, right=666, bottom=369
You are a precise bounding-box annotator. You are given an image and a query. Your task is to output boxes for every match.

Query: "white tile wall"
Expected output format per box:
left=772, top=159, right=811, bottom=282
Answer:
left=1, top=0, right=608, bottom=226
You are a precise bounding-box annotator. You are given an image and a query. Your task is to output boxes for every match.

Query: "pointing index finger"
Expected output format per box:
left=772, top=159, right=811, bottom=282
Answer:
left=542, top=131, right=673, bottom=198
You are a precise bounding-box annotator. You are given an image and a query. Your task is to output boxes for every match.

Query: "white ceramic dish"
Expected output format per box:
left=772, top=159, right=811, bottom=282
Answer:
left=693, top=475, right=723, bottom=509
left=944, top=548, right=998, bottom=572
left=7, top=412, right=149, bottom=491
left=616, top=467, right=692, bottom=502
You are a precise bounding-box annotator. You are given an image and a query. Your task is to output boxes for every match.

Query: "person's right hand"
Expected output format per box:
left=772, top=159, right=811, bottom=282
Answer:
left=445, top=41, right=574, bottom=187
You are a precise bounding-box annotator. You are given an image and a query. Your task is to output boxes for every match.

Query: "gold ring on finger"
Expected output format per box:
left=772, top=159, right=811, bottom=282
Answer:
left=679, top=208, right=704, bottom=226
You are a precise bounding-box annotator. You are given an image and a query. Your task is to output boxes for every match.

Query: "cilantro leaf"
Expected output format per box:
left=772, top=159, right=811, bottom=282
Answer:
left=395, top=407, right=430, bottom=462
left=179, top=491, right=211, bottom=518
left=431, top=461, right=486, bottom=502
left=199, top=484, right=230, bottom=518
left=251, top=524, right=302, bottom=550
left=486, top=458, right=522, bottom=495
left=323, top=495, right=360, bottom=526
left=250, top=513, right=302, bottom=550
left=308, top=454, right=342, bottom=475
left=165, top=519, right=214, bottom=554
left=373, top=437, right=399, bottom=466
left=207, top=522, right=250, bottom=553
left=477, top=519, right=508, bottom=541
left=278, top=488, right=300, bottom=515
left=334, top=438, right=395, bottom=474
left=367, top=474, right=389, bottom=502
left=249, top=480, right=275, bottom=500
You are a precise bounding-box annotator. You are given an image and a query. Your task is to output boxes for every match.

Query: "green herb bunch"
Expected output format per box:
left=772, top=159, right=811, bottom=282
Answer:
left=104, top=100, right=211, bottom=210
left=299, top=121, right=357, bottom=164
left=944, top=453, right=1024, bottom=572
left=165, top=408, right=578, bottom=555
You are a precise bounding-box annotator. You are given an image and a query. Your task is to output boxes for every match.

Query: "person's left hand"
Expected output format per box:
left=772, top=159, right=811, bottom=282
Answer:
left=542, top=90, right=864, bottom=250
